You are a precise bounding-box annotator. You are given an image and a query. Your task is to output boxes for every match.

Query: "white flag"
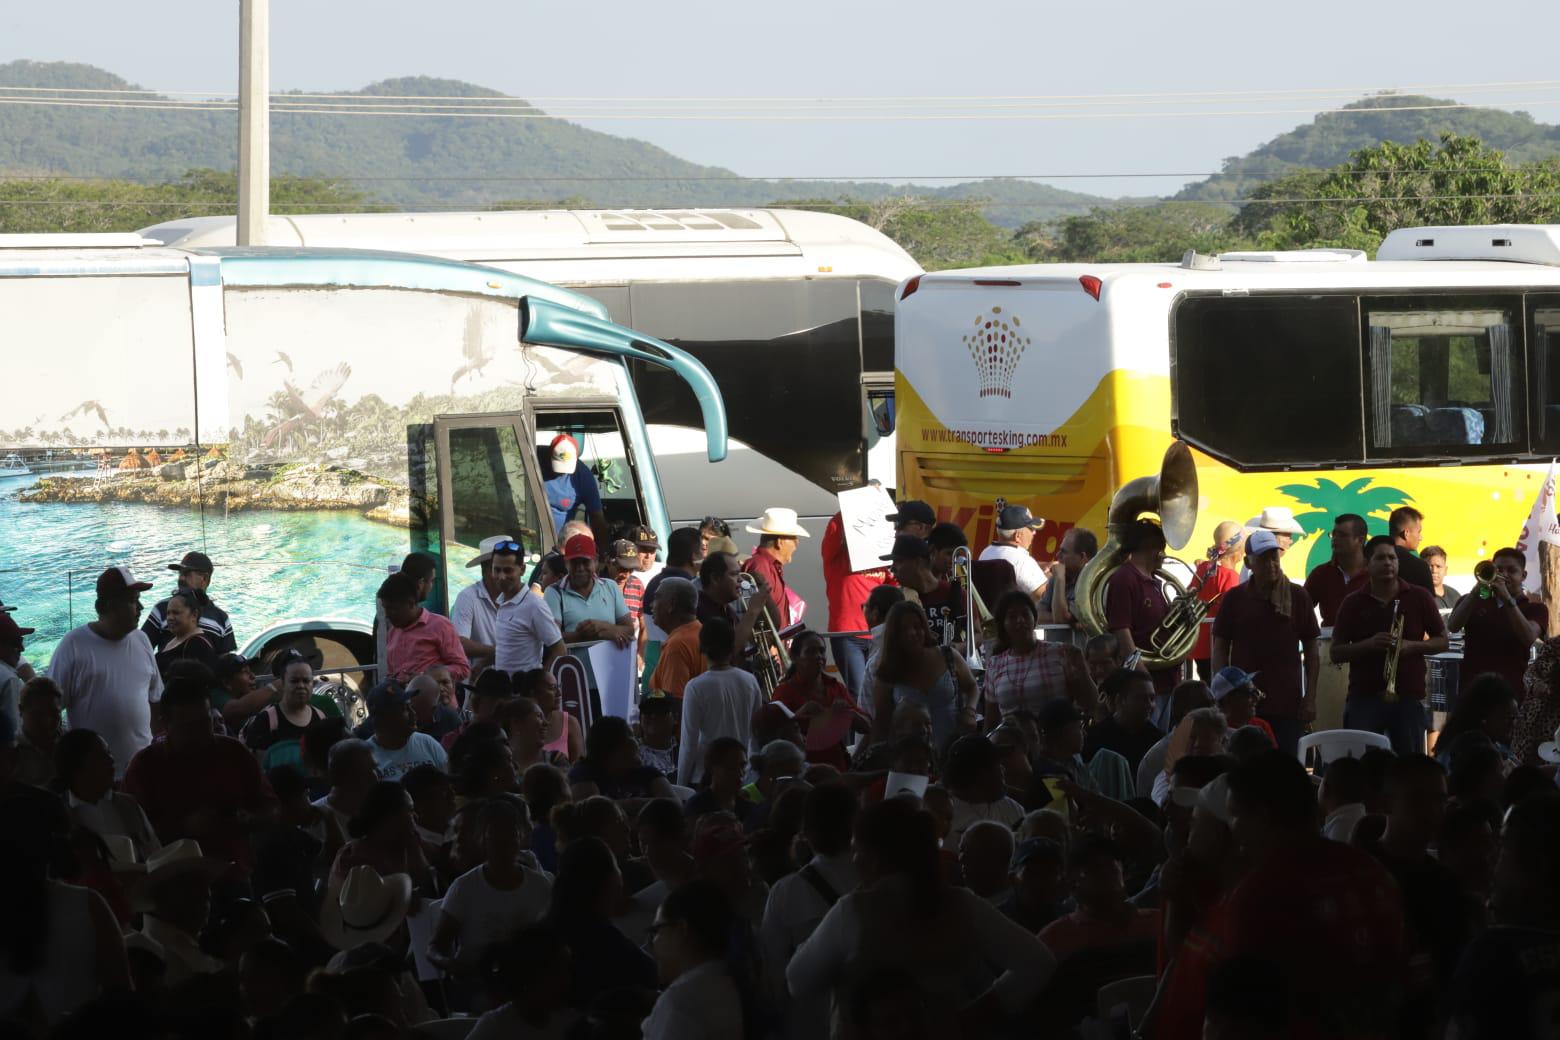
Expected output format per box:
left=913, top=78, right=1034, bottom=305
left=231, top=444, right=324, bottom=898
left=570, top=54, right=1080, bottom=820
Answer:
left=1517, top=459, right=1560, bottom=594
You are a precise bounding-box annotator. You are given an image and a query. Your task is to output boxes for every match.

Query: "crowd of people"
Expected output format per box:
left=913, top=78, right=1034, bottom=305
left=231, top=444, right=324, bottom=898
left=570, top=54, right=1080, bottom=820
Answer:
left=2, top=493, right=1559, bottom=1040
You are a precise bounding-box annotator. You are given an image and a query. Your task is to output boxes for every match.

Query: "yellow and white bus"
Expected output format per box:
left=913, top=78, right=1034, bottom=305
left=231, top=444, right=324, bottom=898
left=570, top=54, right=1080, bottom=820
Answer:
left=894, top=224, right=1560, bottom=587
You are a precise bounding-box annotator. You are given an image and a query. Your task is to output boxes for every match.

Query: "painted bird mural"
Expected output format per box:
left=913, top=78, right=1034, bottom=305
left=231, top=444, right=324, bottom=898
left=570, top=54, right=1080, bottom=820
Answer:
left=263, top=363, right=352, bottom=449
left=60, top=400, right=110, bottom=429
left=450, top=308, right=494, bottom=393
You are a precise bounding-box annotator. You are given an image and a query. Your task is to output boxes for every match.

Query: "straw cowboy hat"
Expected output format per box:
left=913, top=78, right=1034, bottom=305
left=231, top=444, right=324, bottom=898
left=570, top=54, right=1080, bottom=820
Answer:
left=745, top=507, right=811, bottom=539
left=1244, top=506, right=1305, bottom=537
left=321, top=866, right=414, bottom=951
left=132, top=840, right=223, bottom=912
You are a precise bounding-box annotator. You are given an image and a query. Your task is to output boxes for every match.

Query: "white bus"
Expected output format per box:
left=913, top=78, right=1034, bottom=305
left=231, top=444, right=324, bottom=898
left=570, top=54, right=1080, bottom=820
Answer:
left=141, top=208, right=923, bottom=614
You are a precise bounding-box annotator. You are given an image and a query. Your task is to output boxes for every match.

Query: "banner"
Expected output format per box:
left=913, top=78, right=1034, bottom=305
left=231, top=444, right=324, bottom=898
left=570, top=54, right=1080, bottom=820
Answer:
left=1517, top=459, right=1560, bottom=594
left=839, top=484, right=899, bottom=573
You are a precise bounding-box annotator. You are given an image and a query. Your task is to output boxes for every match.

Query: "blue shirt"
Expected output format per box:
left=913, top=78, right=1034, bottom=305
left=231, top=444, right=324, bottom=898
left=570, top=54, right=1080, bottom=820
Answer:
left=545, top=462, right=603, bottom=536
left=544, top=576, right=629, bottom=633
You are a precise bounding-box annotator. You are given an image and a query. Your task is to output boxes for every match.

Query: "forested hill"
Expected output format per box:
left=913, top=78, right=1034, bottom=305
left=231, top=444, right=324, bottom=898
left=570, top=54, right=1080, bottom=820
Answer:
left=1178, top=94, right=1560, bottom=202
left=0, top=60, right=1108, bottom=222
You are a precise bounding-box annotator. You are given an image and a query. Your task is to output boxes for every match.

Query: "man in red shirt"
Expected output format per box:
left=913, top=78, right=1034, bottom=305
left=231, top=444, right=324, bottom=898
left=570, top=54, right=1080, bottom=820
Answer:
left=1331, top=536, right=1449, bottom=753
left=1103, top=519, right=1176, bottom=715
left=821, top=510, right=891, bottom=700
left=1303, top=513, right=1369, bottom=628
left=743, top=506, right=810, bottom=630
left=1447, top=546, right=1546, bottom=694
left=380, top=572, right=471, bottom=685
left=123, top=677, right=276, bottom=876
left=1189, top=520, right=1244, bottom=681
left=1220, top=752, right=1405, bottom=1039
left=1211, top=529, right=1322, bottom=756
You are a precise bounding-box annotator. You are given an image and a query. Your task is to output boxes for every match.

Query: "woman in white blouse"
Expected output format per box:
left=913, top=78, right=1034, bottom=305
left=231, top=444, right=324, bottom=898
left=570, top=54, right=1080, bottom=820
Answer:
left=787, top=797, right=1055, bottom=1036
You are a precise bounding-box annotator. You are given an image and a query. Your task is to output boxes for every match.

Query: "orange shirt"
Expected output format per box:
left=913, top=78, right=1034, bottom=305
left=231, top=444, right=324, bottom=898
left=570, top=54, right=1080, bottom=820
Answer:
left=649, top=619, right=704, bottom=698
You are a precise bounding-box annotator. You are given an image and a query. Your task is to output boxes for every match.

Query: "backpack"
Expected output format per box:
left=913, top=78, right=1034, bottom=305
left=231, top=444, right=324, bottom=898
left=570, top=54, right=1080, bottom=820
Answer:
left=251, top=704, right=324, bottom=771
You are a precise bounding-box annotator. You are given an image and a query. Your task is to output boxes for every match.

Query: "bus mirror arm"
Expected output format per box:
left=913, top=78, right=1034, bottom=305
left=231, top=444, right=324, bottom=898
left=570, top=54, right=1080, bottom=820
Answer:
left=519, top=297, right=729, bottom=463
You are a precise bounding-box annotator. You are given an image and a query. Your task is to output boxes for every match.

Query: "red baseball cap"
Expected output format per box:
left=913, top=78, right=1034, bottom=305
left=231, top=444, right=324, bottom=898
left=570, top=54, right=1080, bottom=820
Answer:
left=563, top=534, right=597, bottom=561
left=0, top=612, right=34, bottom=646
left=96, top=566, right=154, bottom=598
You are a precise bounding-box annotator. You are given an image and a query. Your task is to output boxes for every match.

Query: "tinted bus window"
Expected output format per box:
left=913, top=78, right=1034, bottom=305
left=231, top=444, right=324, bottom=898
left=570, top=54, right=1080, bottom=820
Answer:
left=1530, top=297, right=1560, bottom=450
left=1173, top=294, right=1362, bottom=468
left=860, top=279, right=897, bottom=374
left=627, top=280, right=864, bottom=491
left=1362, top=295, right=1524, bottom=458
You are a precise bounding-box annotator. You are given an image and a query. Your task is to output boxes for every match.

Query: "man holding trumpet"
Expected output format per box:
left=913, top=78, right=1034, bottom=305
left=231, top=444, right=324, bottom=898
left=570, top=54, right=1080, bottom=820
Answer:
left=1331, top=535, right=1448, bottom=753
left=1447, top=547, right=1547, bottom=694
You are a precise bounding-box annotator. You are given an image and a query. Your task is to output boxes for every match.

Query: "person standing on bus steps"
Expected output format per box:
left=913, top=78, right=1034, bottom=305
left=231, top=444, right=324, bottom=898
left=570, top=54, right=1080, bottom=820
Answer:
left=1211, top=529, right=1321, bottom=756
left=1390, top=505, right=1436, bottom=594
left=1331, top=535, right=1449, bottom=754
left=1447, top=547, right=1546, bottom=695
left=543, top=433, right=608, bottom=546
left=744, top=507, right=811, bottom=630
left=142, top=551, right=236, bottom=655
left=1422, top=546, right=1462, bottom=610
left=1103, top=520, right=1178, bottom=720
left=1036, top=527, right=1098, bottom=627
left=1303, top=513, right=1369, bottom=628
left=821, top=510, right=889, bottom=701
left=379, top=572, right=471, bottom=685
left=451, top=535, right=517, bottom=672
left=978, top=505, right=1048, bottom=600
left=881, top=535, right=967, bottom=652
left=1189, top=520, right=1244, bottom=682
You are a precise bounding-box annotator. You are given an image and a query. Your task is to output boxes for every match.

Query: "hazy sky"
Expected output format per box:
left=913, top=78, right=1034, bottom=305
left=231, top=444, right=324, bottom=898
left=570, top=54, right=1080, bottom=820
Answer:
left=4, top=0, right=1558, bottom=198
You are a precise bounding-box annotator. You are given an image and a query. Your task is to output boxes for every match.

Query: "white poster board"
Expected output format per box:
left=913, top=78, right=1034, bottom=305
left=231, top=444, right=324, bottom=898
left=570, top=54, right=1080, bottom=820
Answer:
left=586, top=640, right=638, bottom=722
left=1519, top=459, right=1560, bottom=594
left=839, top=484, right=899, bottom=573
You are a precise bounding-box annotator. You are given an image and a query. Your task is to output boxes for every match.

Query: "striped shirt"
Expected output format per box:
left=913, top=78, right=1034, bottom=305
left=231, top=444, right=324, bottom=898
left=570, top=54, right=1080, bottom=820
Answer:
left=621, top=574, right=645, bottom=631
left=141, top=590, right=236, bottom=654
left=983, top=642, right=1073, bottom=718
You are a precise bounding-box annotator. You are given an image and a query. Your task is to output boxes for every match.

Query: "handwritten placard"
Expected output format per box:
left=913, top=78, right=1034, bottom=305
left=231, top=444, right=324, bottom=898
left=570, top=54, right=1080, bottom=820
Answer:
left=839, top=484, right=899, bottom=574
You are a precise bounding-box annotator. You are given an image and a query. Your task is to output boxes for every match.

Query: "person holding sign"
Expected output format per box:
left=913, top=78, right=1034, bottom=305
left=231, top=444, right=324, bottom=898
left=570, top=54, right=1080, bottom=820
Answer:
left=823, top=485, right=898, bottom=699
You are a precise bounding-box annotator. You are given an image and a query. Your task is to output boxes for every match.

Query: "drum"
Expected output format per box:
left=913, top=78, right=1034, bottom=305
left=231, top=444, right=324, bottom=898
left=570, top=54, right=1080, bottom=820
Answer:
left=1313, top=630, right=1349, bottom=732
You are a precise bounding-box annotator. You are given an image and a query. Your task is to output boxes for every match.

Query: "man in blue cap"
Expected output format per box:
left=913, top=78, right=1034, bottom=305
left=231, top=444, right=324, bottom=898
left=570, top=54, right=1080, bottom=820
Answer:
left=362, top=679, right=448, bottom=781
left=979, top=504, right=1048, bottom=599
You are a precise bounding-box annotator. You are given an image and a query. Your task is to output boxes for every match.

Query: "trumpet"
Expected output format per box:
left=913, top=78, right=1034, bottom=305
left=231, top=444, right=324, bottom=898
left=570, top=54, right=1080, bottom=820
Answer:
left=950, top=546, right=995, bottom=674
left=737, top=572, right=790, bottom=697
left=1475, top=560, right=1497, bottom=600
left=1383, top=600, right=1405, bottom=703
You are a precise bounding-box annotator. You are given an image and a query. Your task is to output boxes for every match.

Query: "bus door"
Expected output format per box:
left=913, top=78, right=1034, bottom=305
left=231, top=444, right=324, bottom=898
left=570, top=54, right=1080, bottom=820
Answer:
left=429, top=413, right=550, bottom=614
left=530, top=400, right=650, bottom=546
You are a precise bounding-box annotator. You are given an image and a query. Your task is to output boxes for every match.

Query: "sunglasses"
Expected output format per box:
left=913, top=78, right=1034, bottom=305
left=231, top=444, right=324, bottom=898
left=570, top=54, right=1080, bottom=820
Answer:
left=701, top=517, right=730, bottom=536
left=492, top=540, right=523, bottom=554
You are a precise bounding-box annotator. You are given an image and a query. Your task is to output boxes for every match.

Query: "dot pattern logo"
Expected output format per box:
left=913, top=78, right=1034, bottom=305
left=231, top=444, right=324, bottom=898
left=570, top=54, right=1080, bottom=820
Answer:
left=963, top=306, right=1030, bottom=399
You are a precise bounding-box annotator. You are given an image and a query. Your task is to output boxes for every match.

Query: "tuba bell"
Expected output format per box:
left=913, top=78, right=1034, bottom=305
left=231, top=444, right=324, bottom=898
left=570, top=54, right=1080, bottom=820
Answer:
left=1074, top=441, right=1202, bottom=671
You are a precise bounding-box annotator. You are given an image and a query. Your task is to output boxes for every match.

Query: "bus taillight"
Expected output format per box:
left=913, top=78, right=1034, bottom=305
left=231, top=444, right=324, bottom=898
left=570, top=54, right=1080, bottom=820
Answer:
left=900, top=275, right=923, bottom=300
left=1079, top=275, right=1103, bottom=300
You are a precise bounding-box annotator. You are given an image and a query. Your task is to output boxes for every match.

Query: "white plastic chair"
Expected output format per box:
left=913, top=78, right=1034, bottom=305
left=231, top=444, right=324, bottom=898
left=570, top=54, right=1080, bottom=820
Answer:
left=412, top=1018, right=477, bottom=1040
left=1297, top=729, right=1391, bottom=770
left=668, top=783, right=697, bottom=804
left=1096, top=974, right=1157, bottom=1029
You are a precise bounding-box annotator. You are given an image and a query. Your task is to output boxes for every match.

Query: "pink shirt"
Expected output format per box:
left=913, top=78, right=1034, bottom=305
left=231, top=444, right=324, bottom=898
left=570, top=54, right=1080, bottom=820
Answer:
left=386, top=609, right=471, bottom=684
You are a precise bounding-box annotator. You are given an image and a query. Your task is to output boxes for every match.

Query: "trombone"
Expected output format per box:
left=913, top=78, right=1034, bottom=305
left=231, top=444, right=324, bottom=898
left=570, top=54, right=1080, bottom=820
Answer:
left=1383, top=600, right=1405, bottom=703
left=950, top=546, right=995, bottom=674
left=737, top=572, right=790, bottom=697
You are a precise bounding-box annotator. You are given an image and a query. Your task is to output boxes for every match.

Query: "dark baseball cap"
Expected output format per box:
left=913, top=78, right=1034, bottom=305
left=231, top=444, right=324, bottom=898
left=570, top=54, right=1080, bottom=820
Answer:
left=0, top=613, right=34, bottom=646
left=96, top=566, right=154, bottom=598
left=366, top=679, right=412, bottom=714
left=996, top=505, right=1044, bottom=531
left=458, top=668, right=512, bottom=701
left=881, top=534, right=932, bottom=563
left=632, top=525, right=660, bottom=551
left=887, top=500, right=936, bottom=529
left=213, top=652, right=263, bottom=681
left=169, top=551, right=214, bottom=574
left=1037, top=697, right=1088, bottom=732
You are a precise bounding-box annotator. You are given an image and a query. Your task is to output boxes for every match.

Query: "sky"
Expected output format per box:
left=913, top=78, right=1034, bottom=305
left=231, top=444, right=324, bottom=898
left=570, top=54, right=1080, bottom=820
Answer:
left=3, top=0, right=1559, bottom=199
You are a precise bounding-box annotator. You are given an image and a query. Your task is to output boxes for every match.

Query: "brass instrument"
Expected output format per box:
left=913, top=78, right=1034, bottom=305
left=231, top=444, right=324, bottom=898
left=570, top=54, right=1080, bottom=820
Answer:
left=737, top=572, right=790, bottom=697
left=950, top=545, right=996, bottom=674
left=1148, top=529, right=1245, bottom=662
left=1475, top=560, right=1497, bottom=600
left=1074, top=442, right=1201, bottom=672
left=1383, top=600, right=1405, bottom=703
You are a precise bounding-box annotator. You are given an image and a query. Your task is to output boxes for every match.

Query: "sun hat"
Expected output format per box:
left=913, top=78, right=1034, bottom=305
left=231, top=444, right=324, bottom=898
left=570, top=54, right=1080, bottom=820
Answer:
left=746, top=507, right=810, bottom=539
left=1245, top=507, right=1305, bottom=537
left=705, top=535, right=743, bottom=558
left=466, top=535, right=521, bottom=568
left=1176, top=773, right=1232, bottom=824
left=1210, top=666, right=1261, bottom=702
left=549, top=434, right=579, bottom=476
left=133, top=840, right=224, bottom=911
left=320, top=866, right=414, bottom=950
left=1538, top=724, right=1560, bottom=764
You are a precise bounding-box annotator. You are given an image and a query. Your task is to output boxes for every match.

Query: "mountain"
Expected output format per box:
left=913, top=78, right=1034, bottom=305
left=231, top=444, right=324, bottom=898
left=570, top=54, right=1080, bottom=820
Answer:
left=1177, top=94, right=1560, bottom=203
left=0, top=60, right=1110, bottom=224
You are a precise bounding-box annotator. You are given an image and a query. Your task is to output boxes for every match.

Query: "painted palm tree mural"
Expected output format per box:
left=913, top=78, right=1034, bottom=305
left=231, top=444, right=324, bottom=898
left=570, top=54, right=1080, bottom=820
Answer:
left=1277, top=476, right=1415, bottom=572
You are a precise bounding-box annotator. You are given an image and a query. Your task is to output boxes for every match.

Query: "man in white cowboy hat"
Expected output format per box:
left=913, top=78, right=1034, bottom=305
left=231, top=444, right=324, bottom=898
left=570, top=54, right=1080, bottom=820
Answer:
left=1237, top=506, right=1306, bottom=585
left=125, top=839, right=227, bottom=985
left=451, top=534, right=520, bottom=671
left=321, top=864, right=414, bottom=953
left=743, top=507, right=811, bottom=630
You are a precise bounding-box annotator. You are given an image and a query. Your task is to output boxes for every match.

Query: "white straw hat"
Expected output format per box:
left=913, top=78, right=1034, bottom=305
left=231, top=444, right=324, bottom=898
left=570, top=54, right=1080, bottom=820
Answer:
left=745, top=507, right=811, bottom=538
left=1245, top=507, right=1305, bottom=537
left=321, top=866, right=414, bottom=951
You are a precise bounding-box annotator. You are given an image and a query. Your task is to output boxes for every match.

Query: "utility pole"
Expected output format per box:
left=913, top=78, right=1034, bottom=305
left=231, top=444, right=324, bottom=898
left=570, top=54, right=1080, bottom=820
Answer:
left=237, top=0, right=270, bottom=246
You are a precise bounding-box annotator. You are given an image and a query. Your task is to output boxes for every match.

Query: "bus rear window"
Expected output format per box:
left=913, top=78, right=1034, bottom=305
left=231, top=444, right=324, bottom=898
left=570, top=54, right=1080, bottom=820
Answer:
left=1173, top=295, right=1362, bottom=468
left=1529, top=297, right=1560, bottom=450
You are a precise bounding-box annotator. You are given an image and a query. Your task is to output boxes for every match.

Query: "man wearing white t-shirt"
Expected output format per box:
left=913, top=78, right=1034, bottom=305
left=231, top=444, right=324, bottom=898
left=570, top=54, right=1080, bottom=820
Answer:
left=677, top=617, right=763, bottom=786
left=489, top=542, right=564, bottom=674
left=978, top=504, right=1048, bottom=600
left=48, top=567, right=164, bottom=779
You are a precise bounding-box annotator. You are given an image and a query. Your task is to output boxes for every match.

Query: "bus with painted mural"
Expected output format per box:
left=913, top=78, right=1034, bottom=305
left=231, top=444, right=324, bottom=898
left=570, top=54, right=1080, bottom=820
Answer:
left=893, top=224, right=1560, bottom=593
left=0, top=233, right=726, bottom=686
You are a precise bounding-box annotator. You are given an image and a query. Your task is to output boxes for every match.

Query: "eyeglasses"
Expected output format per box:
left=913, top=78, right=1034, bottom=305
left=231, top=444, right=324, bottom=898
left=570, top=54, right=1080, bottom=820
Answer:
left=493, top=540, right=523, bottom=554
left=701, top=517, right=730, bottom=537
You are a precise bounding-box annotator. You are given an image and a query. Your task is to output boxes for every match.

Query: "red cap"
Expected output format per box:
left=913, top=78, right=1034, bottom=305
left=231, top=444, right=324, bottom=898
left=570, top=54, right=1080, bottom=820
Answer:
left=96, top=566, right=154, bottom=598
left=0, top=612, right=34, bottom=645
left=563, top=534, right=597, bottom=561
left=691, top=816, right=750, bottom=863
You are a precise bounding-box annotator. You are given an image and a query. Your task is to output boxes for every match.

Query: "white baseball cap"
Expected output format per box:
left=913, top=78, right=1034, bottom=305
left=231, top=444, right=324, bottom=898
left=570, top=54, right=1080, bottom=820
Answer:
left=549, top=434, right=579, bottom=476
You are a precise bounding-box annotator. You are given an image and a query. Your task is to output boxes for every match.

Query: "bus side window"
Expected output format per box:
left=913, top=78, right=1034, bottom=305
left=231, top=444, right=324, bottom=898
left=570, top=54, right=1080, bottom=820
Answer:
left=1531, top=299, right=1560, bottom=450
left=1363, top=296, right=1523, bottom=456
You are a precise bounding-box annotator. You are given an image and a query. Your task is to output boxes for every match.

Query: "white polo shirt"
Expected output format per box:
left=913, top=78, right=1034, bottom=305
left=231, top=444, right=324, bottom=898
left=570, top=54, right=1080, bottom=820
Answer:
left=493, top=587, right=563, bottom=673
left=450, top=579, right=506, bottom=648
left=979, top=542, right=1048, bottom=596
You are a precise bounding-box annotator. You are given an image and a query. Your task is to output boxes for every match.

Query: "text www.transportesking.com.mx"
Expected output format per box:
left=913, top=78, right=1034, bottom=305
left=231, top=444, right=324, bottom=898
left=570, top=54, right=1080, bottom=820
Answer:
left=922, top=427, right=1069, bottom=449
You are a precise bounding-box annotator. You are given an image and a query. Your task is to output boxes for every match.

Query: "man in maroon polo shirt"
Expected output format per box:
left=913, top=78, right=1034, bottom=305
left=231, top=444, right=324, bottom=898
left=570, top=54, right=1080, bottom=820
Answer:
left=1448, top=546, right=1546, bottom=694
left=1303, top=512, right=1368, bottom=628
left=1103, top=519, right=1176, bottom=720
left=1331, top=535, right=1449, bottom=753
left=1211, top=529, right=1321, bottom=757
left=123, top=676, right=276, bottom=876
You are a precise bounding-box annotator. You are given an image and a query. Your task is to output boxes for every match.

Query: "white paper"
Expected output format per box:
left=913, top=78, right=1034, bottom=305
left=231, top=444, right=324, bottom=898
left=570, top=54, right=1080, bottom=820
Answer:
left=884, top=771, right=930, bottom=800
left=586, top=639, right=637, bottom=721
left=839, top=484, right=900, bottom=574
left=1518, top=459, right=1560, bottom=593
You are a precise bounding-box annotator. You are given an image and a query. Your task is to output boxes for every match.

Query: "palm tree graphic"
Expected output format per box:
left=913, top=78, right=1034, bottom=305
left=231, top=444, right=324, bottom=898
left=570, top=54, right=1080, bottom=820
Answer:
left=1277, top=477, right=1414, bottom=573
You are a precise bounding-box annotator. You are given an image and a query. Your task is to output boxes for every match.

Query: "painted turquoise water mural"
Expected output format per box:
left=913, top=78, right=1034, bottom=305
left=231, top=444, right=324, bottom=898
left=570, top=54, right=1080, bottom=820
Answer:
left=0, top=472, right=411, bottom=664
